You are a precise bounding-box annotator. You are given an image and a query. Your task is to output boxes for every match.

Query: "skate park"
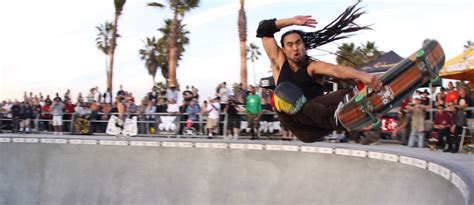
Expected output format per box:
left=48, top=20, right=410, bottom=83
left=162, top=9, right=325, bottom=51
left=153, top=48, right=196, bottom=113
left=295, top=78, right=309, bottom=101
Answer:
left=0, top=134, right=472, bottom=205
left=1, top=0, right=474, bottom=204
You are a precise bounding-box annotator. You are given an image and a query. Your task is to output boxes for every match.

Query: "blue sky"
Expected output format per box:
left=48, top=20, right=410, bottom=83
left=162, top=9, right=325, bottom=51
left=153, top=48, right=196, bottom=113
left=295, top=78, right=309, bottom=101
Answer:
left=0, top=0, right=473, bottom=102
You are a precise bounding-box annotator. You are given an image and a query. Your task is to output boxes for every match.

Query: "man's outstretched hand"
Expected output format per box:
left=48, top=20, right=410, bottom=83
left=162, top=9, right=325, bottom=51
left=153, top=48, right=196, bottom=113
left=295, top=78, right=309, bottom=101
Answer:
left=362, top=73, right=383, bottom=92
left=292, top=15, right=318, bottom=28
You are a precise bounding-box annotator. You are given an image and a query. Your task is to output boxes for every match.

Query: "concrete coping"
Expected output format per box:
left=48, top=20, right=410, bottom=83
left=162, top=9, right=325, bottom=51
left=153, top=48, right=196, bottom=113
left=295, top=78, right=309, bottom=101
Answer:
left=0, top=135, right=471, bottom=205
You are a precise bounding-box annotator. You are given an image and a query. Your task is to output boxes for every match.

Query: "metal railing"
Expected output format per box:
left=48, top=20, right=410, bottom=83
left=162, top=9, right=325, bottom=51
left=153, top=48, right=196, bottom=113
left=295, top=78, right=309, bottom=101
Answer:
left=0, top=111, right=282, bottom=138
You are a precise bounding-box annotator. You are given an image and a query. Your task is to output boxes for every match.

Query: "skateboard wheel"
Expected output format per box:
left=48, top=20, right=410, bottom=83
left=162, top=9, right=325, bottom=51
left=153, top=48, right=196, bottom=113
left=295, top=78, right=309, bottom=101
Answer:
left=430, top=76, right=439, bottom=83
left=372, top=119, right=382, bottom=129
left=416, top=50, right=425, bottom=59
left=355, top=95, right=365, bottom=104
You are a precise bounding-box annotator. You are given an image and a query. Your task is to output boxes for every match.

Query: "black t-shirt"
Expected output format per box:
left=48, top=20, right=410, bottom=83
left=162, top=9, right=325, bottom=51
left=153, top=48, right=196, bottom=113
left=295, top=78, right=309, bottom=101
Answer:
left=227, top=104, right=239, bottom=118
left=458, top=96, right=473, bottom=117
left=261, top=103, right=274, bottom=122
left=277, top=59, right=324, bottom=100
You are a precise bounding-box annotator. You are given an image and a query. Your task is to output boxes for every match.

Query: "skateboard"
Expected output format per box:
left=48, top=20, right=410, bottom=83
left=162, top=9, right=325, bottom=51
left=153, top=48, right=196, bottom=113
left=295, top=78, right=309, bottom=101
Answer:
left=338, top=39, right=445, bottom=131
left=106, top=115, right=138, bottom=137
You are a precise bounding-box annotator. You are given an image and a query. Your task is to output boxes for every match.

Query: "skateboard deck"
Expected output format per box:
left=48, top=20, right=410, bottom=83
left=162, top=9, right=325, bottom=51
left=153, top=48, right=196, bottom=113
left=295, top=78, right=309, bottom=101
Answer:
left=106, top=115, right=138, bottom=137
left=338, top=39, right=445, bottom=131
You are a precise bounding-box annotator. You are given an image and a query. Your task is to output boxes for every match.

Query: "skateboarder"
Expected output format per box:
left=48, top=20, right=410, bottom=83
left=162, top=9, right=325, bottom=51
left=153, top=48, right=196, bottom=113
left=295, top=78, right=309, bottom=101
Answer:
left=257, top=3, right=382, bottom=142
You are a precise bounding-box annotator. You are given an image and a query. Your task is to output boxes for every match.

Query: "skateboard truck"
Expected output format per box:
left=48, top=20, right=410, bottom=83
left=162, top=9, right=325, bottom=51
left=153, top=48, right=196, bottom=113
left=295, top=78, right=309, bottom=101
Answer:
left=416, top=49, right=438, bottom=82
left=354, top=94, right=382, bottom=129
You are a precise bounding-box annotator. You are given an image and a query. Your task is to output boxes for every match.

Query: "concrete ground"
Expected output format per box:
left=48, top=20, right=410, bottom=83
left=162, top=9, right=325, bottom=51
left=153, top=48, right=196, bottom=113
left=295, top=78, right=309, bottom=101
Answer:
left=0, top=133, right=472, bottom=205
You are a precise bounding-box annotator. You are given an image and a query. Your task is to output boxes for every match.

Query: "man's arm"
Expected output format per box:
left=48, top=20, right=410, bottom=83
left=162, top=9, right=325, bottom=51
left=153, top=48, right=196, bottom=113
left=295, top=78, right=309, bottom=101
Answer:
left=309, top=61, right=383, bottom=92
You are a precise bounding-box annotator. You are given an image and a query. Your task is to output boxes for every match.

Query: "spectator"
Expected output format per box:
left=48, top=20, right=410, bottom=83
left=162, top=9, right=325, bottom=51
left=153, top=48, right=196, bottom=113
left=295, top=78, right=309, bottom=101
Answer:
left=191, top=86, right=199, bottom=101
left=94, top=86, right=101, bottom=103
left=420, top=89, right=431, bottom=107
left=31, top=100, right=42, bottom=132
left=217, top=82, right=231, bottom=111
left=245, top=86, right=262, bottom=140
left=445, top=82, right=459, bottom=104
left=145, top=100, right=157, bottom=134
left=182, top=86, right=194, bottom=102
left=457, top=86, right=473, bottom=118
left=391, top=110, right=409, bottom=145
left=19, top=102, right=34, bottom=133
left=135, top=100, right=147, bottom=134
left=90, top=100, right=100, bottom=133
left=86, top=88, right=94, bottom=103
left=432, top=104, right=451, bottom=150
left=77, top=93, right=84, bottom=105
left=407, top=98, right=427, bottom=148
left=468, top=82, right=474, bottom=107
left=166, top=85, right=179, bottom=102
left=260, top=98, right=276, bottom=135
left=103, top=88, right=113, bottom=104
left=51, top=97, right=65, bottom=135
left=64, top=100, right=75, bottom=132
left=41, top=101, right=52, bottom=132
left=235, top=83, right=247, bottom=100
left=64, top=89, right=71, bottom=103
left=436, top=87, right=447, bottom=107
left=11, top=101, right=21, bottom=133
left=445, top=103, right=467, bottom=153
left=206, top=96, right=221, bottom=138
left=117, top=85, right=125, bottom=96
left=223, top=96, right=245, bottom=140
left=185, top=99, right=201, bottom=131
left=179, top=100, right=190, bottom=134
left=156, top=98, right=168, bottom=113
left=45, top=95, right=52, bottom=105
left=148, top=86, right=159, bottom=103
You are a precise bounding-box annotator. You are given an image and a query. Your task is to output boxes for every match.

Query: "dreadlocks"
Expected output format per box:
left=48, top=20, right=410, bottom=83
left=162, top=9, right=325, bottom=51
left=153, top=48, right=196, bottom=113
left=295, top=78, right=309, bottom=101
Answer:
left=302, top=0, right=371, bottom=50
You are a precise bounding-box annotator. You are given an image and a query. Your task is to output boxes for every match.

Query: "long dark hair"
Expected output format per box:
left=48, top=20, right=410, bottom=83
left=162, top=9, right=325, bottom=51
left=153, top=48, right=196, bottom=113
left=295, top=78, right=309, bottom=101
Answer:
left=281, top=1, right=370, bottom=50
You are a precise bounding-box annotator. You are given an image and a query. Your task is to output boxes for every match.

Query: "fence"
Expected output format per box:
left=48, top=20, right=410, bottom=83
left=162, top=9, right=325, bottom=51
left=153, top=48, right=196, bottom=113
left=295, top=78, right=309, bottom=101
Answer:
left=0, top=111, right=283, bottom=138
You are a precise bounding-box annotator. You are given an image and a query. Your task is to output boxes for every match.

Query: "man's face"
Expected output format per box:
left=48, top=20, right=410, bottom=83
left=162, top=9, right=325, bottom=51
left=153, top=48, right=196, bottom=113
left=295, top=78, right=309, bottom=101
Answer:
left=282, top=33, right=306, bottom=63
left=459, top=87, right=466, bottom=97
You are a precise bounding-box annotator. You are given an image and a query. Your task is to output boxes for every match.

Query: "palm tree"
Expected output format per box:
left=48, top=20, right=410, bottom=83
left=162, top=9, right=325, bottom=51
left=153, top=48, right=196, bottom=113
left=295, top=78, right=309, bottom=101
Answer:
left=144, top=19, right=190, bottom=82
left=238, top=0, right=247, bottom=90
left=358, top=41, right=383, bottom=64
left=139, top=37, right=160, bottom=84
left=247, top=43, right=261, bottom=85
left=336, top=41, right=383, bottom=67
left=167, top=0, right=199, bottom=87
left=107, top=0, right=127, bottom=93
left=336, top=42, right=360, bottom=67
left=95, top=21, right=115, bottom=77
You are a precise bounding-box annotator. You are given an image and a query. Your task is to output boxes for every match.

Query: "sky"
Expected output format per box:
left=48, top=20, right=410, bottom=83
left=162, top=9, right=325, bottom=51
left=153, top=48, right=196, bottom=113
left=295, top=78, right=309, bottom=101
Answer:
left=0, top=0, right=473, bottom=103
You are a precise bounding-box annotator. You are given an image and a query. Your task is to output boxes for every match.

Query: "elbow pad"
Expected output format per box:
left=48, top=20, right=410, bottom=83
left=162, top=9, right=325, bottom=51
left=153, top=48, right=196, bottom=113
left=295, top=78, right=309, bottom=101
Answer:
left=256, top=19, right=280, bottom=38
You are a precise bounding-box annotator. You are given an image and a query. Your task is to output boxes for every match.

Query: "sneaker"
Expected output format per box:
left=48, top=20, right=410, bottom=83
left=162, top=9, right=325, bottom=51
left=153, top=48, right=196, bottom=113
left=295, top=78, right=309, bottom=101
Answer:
left=334, top=101, right=345, bottom=126
left=369, top=140, right=381, bottom=145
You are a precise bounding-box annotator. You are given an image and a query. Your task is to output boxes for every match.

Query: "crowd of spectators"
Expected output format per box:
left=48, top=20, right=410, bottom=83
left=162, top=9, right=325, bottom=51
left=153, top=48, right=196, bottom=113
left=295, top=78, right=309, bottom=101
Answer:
left=1, top=81, right=472, bottom=149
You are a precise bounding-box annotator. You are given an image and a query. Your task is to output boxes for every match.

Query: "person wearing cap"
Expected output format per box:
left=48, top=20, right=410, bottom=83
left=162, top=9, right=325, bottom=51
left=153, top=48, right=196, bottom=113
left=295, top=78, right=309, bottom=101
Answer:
left=206, top=96, right=221, bottom=138
left=435, top=87, right=447, bottom=107
left=246, top=86, right=262, bottom=140
left=51, top=97, right=65, bottom=135
left=445, top=102, right=467, bottom=153
left=407, top=97, right=427, bottom=148
left=420, top=89, right=431, bottom=107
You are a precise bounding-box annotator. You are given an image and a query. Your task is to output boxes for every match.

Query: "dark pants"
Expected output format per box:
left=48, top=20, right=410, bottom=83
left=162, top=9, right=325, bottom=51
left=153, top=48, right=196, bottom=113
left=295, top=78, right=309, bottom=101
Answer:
left=434, top=128, right=449, bottom=149
left=446, top=126, right=463, bottom=152
left=277, top=89, right=350, bottom=143
left=12, top=116, right=20, bottom=133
